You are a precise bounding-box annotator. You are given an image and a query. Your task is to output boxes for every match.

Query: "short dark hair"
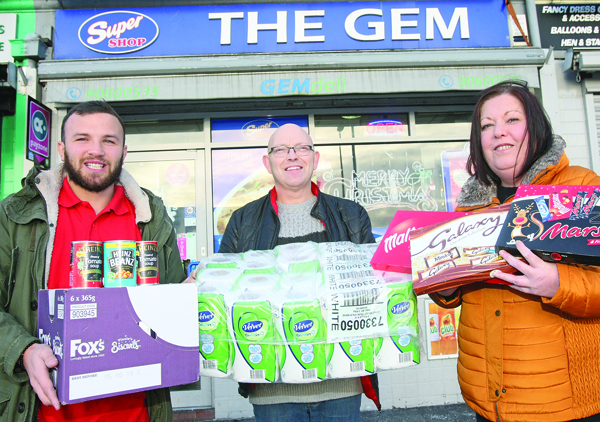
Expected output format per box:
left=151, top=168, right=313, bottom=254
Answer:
left=61, top=101, right=126, bottom=144
left=467, top=80, right=554, bottom=186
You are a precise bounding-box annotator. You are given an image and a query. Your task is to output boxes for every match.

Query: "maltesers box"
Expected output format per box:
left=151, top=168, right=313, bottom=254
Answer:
left=371, top=211, right=469, bottom=273
left=37, top=284, right=199, bottom=405
left=410, top=205, right=515, bottom=295
left=496, top=185, right=600, bottom=265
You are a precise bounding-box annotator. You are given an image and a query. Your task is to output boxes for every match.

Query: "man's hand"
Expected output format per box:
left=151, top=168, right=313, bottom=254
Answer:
left=492, top=240, right=560, bottom=298
left=23, top=343, right=60, bottom=410
left=182, top=269, right=197, bottom=284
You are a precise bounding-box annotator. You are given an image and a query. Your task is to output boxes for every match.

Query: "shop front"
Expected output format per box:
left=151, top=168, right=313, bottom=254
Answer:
left=37, top=1, right=548, bottom=417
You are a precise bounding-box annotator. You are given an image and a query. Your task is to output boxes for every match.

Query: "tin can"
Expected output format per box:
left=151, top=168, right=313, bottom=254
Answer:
left=103, top=240, right=137, bottom=288
left=70, top=241, right=103, bottom=288
left=136, top=241, right=159, bottom=285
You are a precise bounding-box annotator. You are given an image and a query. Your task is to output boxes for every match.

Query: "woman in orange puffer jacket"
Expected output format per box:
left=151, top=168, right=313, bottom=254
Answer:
left=431, top=81, right=600, bottom=422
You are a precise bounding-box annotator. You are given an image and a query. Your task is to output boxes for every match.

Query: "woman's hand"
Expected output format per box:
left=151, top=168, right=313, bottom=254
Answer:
left=491, top=240, right=560, bottom=298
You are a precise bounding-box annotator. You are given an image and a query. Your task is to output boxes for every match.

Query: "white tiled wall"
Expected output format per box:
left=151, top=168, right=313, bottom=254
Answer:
left=553, top=60, right=592, bottom=169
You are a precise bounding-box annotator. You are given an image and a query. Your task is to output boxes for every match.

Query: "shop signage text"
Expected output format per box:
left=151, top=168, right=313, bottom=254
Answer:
left=0, top=14, right=17, bottom=63
left=79, top=11, right=159, bottom=54
left=261, top=77, right=346, bottom=95
left=537, top=3, right=600, bottom=49
left=55, top=1, right=509, bottom=59
left=26, top=98, right=51, bottom=170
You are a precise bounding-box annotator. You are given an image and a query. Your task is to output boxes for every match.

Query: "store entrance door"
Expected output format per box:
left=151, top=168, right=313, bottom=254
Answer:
left=123, top=150, right=211, bottom=409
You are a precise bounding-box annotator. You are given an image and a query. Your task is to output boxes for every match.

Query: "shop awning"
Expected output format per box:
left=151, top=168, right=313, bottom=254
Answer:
left=39, top=48, right=546, bottom=104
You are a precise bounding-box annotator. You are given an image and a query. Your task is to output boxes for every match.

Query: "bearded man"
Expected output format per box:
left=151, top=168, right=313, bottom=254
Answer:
left=0, top=101, right=185, bottom=422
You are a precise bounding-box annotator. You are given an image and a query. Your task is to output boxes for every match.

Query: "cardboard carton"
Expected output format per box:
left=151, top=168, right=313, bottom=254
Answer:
left=37, top=284, right=199, bottom=405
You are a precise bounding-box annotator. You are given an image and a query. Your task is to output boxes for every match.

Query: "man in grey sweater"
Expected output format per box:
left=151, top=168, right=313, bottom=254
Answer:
left=218, top=124, right=380, bottom=422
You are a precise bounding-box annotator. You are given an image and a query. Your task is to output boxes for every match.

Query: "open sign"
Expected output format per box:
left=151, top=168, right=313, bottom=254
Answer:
left=366, top=120, right=404, bottom=136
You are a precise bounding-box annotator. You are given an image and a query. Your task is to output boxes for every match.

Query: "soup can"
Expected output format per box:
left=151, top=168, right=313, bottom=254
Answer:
left=136, top=241, right=159, bottom=285
left=103, top=240, right=137, bottom=288
left=70, top=241, right=104, bottom=288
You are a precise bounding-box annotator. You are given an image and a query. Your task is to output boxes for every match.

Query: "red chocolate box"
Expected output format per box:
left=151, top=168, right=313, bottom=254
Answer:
left=371, top=211, right=469, bottom=273
left=495, top=185, right=600, bottom=265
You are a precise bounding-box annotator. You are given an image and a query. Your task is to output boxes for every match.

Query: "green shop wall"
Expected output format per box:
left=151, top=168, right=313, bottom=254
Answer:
left=1, top=0, right=35, bottom=200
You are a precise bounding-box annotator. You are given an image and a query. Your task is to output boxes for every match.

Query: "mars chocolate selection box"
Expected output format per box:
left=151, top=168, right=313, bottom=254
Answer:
left=37, top=284, right=199, bottom=404
left=496, top=185, right=600, bottom=265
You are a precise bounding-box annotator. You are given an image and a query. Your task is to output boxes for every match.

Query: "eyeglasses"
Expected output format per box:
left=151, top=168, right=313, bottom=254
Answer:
left=268, top=144, right=315, bottom=157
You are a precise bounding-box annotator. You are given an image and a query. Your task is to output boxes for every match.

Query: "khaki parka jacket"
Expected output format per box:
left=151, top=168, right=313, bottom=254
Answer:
left=432, top=138, right=600, bottom=422
left=0, top=165, right=185, bottom=422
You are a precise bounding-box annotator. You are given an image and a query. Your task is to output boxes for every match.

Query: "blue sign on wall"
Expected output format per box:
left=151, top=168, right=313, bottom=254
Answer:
left=55, top=1, right=510, bottom=59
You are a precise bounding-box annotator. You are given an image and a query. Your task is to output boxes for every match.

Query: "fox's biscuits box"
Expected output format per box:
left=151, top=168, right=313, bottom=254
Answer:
left=496, top=185, right=600, bottom=265
left=37, top=284, right=199, bottom=404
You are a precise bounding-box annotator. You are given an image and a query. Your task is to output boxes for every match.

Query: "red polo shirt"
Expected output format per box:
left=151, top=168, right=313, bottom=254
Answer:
left=40, top=178, right=148, bottom=422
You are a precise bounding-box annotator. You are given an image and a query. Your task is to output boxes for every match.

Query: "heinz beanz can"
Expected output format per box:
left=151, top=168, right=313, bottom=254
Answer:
left=136, top=241, right=159, bottom=285
left=70, top=241, right=103, bottom=288
left=104, top=241, right=137, bottom=288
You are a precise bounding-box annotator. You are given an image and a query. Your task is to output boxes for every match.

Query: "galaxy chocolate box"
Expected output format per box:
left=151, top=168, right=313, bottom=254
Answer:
left=37, top=284, right=199, bottom=404
left=495, top=185, right=600, bottom=265
left=371, top=211, right=469, bottom=273
left=410, top=205, right=515, bottom=295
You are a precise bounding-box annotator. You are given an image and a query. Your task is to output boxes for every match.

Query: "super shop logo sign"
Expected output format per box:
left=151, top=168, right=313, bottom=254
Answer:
left=79, top=11, right=159, bottom=54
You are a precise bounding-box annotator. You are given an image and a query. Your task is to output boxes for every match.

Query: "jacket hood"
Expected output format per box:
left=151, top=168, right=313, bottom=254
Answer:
left=4, top=164, right=154, bottom=289
left=13, top=164, right=153, bottom=225
left=457, top=136, right=567, bottom=208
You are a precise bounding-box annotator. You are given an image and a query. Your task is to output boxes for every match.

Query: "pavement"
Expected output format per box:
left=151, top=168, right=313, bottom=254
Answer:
left=198, top=403, right=475, bottom=421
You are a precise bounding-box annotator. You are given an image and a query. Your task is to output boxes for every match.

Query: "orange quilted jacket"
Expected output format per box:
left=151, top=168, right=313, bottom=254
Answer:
left=431, top=138, right=600, bottom=422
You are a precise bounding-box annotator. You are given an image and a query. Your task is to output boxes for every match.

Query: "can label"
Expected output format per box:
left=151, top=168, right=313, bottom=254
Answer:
left=104, top=241, right=137, bottom=288
left=136, top=241, right=159, bottom=285
left=70, top=241, right=103, bottom=288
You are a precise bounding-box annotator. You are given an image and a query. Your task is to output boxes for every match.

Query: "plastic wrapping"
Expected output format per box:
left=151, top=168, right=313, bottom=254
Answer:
left=196, top=241, right=419, bottom=383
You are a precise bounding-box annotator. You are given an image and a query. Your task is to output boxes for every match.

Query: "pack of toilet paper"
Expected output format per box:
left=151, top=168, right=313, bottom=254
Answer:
left=195, top=241, right=420, bottom=383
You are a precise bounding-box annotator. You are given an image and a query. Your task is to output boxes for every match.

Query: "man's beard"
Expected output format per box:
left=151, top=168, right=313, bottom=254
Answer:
left=63, top=150, right=123, bottom=193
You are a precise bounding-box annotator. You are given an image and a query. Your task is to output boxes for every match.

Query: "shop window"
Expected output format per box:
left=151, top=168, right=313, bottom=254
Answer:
left=319, top=142, right=469, bottom=237
left=124, top=120, right=204, bottom=151
left=313, top=114, right=408, bottom=140
left=212, top=148, right=271, bottom=251
left=211, top=140, right=469, bottom=248
left=123, top=159, right=198, bottom=261
left=414, top=111, right=471, bottom=137
left=211, top=116, right=308, bottom=143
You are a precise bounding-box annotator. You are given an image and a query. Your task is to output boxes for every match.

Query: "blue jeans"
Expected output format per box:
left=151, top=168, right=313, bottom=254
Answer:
left=252, top=394, right=361, bottom=422
left=476, top=413, right=600, bottom=422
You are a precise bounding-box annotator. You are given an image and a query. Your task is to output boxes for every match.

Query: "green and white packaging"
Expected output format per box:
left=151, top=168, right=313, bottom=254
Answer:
left=375, top=279, right=420, bottom=370
left=231, top=296, right=280, bottom=383
left=279, top=287, right=327, bottom=383
left=276, top=242, right=320, bottom=274
left=196, top=268, right=242, bottom=378
left=198, top=292, right=232, bottom=377
left=328, top=338, right=376, bottom=378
